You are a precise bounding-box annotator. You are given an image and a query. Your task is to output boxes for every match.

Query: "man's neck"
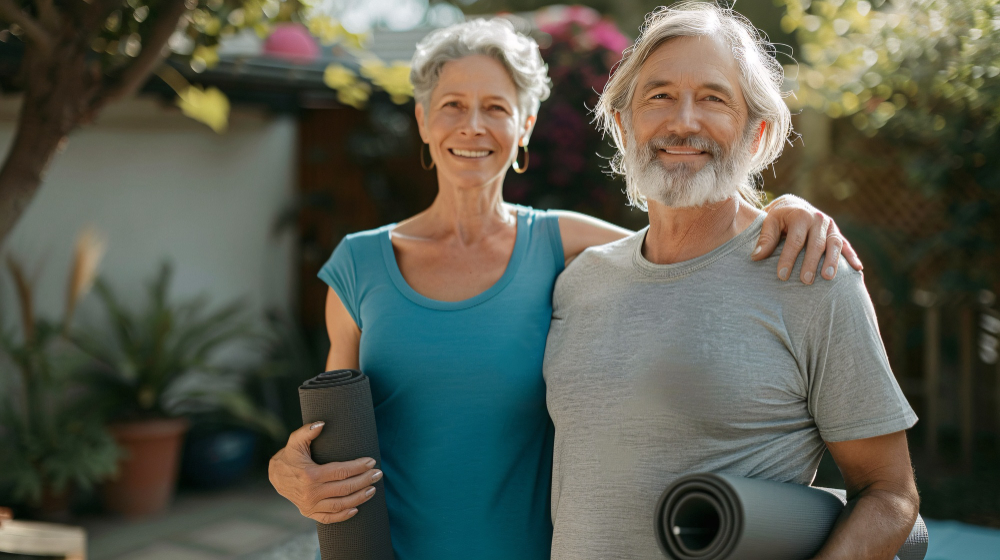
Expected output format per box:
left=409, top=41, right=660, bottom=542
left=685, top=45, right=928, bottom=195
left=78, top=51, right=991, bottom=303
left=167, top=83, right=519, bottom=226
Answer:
left=642, top=196, right=763, bottom=265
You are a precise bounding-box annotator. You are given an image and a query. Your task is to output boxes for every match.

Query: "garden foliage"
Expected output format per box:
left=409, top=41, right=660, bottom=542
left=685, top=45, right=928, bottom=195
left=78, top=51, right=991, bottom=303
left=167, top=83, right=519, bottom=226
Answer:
left=506, top=6, right=646, bottom=229
left=72, top=262, right=284, bottom=438
left=0, top=233, right=119, bottom=506
left=778, top=0, right=1000, bottom=291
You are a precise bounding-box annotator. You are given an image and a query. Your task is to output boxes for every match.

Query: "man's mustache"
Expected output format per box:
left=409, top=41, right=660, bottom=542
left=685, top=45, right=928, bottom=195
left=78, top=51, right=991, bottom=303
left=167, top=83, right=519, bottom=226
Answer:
left=639, top=135, right=723, bottom=161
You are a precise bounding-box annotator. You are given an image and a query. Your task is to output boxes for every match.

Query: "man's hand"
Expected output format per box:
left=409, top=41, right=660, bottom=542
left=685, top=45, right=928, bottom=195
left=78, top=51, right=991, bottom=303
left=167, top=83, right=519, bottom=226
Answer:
left=810, top=431, right=920, bottom=560
left=754, top=194, right=863, bottom=283
left=268, top=421, right=383, bottom=524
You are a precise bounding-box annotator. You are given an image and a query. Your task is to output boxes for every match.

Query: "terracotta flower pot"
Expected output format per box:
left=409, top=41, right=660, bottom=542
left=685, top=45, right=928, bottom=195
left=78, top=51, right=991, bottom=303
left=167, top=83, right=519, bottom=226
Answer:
left=102, top=417, right=189, bottom=517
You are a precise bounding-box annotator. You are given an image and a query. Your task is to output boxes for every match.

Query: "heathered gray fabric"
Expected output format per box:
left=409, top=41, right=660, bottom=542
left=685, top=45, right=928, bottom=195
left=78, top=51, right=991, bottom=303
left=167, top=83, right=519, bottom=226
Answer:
left=543, top=214, right=917, bottom=560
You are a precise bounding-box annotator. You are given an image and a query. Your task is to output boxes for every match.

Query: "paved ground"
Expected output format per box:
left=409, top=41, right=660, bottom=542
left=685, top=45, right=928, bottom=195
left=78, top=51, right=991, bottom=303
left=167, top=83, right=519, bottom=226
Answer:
left=79, top=482, right=318, bottom=560
left=71, top=482, right=1000, bottom=560
left=244, top=531, right=318, bottom=560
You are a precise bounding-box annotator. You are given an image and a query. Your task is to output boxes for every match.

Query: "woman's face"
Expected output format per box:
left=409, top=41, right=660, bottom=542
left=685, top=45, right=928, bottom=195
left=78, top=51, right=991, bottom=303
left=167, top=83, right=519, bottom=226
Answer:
left=416, top=55, right=535, bottom=190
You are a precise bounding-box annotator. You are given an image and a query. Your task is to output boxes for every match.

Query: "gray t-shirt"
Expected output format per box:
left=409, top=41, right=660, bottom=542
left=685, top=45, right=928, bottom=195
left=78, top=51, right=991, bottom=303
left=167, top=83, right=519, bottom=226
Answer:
left=543, top=214, right=917, bottom=560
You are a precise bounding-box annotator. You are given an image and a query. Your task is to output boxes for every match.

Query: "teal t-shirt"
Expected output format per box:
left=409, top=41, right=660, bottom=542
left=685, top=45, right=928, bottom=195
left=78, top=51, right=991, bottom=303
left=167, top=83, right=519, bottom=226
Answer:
left=317, top=206, right=564, bottom=560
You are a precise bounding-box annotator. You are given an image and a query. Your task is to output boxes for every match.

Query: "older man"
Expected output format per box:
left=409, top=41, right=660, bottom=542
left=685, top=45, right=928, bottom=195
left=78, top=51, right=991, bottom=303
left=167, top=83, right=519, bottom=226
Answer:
left=543, top=3, right=919, bottom=560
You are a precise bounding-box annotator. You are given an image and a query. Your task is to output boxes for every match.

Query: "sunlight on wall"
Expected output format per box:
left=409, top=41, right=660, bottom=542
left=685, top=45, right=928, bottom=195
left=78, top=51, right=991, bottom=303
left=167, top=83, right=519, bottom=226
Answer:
left=0, top=97, right=297, bottom=353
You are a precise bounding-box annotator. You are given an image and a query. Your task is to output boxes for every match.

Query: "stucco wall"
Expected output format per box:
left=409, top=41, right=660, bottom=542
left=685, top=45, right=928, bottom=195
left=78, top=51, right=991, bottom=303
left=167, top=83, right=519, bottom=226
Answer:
left=0, top=96, right=297, bottom=355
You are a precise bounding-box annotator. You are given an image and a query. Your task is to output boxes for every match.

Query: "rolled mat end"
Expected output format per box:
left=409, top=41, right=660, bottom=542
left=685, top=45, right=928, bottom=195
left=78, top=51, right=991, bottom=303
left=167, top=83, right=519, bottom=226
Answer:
left=299, top=370, right=394, bottom=560
left=655, top=473, right=927, bottom=560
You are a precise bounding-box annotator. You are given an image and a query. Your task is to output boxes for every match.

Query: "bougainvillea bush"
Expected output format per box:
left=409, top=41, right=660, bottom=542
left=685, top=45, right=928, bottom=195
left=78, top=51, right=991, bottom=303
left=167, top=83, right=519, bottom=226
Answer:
left=505, top=6, right=647, bottom=230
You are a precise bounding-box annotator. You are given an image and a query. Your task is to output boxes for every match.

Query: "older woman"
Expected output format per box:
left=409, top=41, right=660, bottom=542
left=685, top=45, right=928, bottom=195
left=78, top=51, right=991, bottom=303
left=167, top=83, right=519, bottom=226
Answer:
left=269, top=18, right=860, bottom=560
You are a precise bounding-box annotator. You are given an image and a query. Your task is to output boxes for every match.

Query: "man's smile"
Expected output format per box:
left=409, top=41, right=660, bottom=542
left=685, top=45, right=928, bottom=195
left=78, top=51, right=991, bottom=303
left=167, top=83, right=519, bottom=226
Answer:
left=660, top=147, right=707, bottom=156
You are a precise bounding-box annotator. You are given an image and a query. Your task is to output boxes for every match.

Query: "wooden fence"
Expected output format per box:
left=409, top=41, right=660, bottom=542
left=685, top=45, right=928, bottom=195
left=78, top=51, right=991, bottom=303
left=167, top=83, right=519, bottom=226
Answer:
left=773, top=114, right=1000, bottom=469
left=906, top=295, right=1000, bottom=467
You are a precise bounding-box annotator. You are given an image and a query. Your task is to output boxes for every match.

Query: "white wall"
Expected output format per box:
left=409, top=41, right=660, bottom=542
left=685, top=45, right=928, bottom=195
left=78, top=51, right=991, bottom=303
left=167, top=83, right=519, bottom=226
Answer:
left=0, top=96, right=297, bottom=355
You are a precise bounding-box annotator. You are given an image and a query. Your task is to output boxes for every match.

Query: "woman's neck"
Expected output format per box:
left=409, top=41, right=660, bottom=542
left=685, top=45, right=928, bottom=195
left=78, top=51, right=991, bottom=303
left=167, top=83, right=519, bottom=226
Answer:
left=408, top=174, right=514, bottom=244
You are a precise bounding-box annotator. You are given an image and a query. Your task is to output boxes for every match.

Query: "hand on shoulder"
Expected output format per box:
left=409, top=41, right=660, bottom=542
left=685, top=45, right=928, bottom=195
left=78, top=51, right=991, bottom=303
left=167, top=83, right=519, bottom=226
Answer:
left=753, top=194, right=864, bottom=284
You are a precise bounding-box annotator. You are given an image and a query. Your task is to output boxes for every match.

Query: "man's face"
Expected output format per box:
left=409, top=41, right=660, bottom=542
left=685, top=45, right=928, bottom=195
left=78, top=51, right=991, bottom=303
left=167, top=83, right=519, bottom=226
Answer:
left=621, top=34, right=757, bottom=208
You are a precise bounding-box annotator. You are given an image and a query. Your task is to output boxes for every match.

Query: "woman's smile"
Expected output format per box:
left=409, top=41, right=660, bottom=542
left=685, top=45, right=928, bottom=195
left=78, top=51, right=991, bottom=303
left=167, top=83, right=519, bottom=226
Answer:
left=449, top=148, right=495, bottom=159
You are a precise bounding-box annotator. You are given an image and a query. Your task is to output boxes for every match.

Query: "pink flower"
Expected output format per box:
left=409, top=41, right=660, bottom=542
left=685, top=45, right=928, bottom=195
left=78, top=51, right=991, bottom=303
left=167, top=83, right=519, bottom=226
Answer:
left=536, top=6, right=573, bottom=38
left=535, top=6, right=630, bottom=55
left=264, top=23, right=320, bottom=64
left=587, top=20, right=630, bottom=55
left=536, top=5, right=602, bottom=40
left=564, top=5, right=601, bottom=27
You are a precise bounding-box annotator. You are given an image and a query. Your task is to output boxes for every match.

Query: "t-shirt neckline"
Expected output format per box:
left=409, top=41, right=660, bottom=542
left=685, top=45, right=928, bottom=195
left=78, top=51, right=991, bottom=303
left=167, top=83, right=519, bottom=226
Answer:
left=631, top=212, right=765, bottom=279
left=380, top=206, right=530, bottom=311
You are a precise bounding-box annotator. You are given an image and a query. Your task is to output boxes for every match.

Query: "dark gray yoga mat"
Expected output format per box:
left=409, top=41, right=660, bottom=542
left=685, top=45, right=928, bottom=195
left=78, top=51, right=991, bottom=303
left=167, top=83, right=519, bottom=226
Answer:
left=654, top=473, right=928, bottom=560
left=299, top=370, right=394, bottom=560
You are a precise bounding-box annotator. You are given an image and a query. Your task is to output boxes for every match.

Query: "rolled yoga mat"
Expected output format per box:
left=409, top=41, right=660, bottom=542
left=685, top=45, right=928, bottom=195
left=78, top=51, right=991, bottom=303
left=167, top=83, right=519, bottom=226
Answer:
left=654, top=473, right=928, bottom=560
left=299, top=370, right=394, bottom=560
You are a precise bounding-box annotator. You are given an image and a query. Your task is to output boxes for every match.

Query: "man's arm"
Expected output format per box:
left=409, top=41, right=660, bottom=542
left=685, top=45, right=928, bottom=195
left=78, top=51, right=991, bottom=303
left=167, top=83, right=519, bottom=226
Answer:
left=811, top=431, right=920, bottom=560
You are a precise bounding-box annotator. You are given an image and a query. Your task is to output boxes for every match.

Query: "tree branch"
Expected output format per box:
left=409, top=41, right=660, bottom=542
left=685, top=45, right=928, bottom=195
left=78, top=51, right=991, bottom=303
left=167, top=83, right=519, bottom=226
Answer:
left=91, top=0, right=190, bottom=114
left=0, top=0, right=53, bottom=53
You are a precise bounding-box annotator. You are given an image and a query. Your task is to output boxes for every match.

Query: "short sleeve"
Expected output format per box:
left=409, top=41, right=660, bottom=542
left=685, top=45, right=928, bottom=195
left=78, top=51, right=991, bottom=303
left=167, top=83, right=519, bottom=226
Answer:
left=801, top=273, right=918, bottom=442
left=317, top=238, right=362, bottom=330
left=541, top=210, right=566, bottom=274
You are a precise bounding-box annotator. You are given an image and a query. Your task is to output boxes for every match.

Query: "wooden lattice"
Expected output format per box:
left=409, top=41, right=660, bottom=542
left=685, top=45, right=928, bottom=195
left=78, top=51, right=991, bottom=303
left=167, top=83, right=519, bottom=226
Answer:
left=769, top=116, right=1000, bottom=467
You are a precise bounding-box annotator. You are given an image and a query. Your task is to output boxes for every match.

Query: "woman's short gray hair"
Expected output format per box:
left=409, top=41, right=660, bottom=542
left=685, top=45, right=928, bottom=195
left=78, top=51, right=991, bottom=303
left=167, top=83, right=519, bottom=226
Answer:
left=411, top=18, right=552, bottom=124
left=595, top=1, right=792, bottom=206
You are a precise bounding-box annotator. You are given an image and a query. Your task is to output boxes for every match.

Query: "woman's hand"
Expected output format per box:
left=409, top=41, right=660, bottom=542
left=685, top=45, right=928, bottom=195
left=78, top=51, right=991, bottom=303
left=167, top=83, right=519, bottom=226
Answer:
left=753, top=194, right=863, bottom=284
left=268, top=421, right=383, bottom=523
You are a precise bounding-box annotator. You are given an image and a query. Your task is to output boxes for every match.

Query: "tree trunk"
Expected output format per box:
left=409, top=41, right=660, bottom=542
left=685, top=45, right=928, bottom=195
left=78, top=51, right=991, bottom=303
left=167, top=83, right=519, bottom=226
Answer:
left=0, top=98, right=69, bottom=243
left=0, top=0, right=189, bottom=246
left=0, top=18, right=100, bottom=245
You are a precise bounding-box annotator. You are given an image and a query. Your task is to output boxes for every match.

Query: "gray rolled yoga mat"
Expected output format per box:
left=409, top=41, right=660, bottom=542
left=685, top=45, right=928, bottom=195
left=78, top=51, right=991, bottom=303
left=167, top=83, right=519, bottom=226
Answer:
left=654, top=473, right=928, bottom=560
left=299, top=370, right=394, bottom=560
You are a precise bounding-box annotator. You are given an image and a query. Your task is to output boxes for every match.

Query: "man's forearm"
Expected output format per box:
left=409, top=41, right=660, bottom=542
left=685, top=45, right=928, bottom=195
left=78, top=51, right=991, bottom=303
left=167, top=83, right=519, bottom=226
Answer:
left=811, top=486, right=920, bottom=560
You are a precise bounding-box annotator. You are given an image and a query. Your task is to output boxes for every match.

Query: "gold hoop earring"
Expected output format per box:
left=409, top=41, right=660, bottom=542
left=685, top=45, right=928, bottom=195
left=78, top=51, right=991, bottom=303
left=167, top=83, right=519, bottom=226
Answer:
left=420, top=143, right=435, bottom=170
left=512, top=145, right=529, bottom=174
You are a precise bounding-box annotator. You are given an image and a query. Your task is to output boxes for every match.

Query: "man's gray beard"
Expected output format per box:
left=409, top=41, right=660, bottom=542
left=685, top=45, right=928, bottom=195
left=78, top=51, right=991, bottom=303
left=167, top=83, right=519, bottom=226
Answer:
left=623, top=127, right=756, bottom=209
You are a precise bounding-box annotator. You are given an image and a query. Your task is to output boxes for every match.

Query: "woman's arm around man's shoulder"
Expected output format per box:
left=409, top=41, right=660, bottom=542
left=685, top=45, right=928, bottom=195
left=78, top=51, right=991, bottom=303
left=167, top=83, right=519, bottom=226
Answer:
left=552, top=194, right=863, bottom=281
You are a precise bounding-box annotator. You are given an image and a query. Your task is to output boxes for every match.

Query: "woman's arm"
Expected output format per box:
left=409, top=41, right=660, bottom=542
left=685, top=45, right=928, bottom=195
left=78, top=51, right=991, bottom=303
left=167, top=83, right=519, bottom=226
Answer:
left=268, top=289, right=377, bottom=524
left=555, top=195, right=863, bottom=283
left=324, top=287, right=361, bottom=370
left=553, top=210, right=633, bottom=266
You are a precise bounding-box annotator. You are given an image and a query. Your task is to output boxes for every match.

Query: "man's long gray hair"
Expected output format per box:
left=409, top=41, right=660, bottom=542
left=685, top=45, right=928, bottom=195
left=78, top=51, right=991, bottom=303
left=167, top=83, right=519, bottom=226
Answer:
left=595, top=1, right=793, bottom=210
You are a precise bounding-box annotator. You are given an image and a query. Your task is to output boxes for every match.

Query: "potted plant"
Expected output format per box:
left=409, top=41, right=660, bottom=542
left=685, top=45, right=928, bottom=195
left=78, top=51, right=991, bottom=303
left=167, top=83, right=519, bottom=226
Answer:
left=176, top=316, right=290, bottom=489
left=0, top=230, right=120, bottom=518
left=178, top=405, right=283, bottom=489
left=73, top=262, right=279, bottom=516
left=174, top=310, right=327, bottom=489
